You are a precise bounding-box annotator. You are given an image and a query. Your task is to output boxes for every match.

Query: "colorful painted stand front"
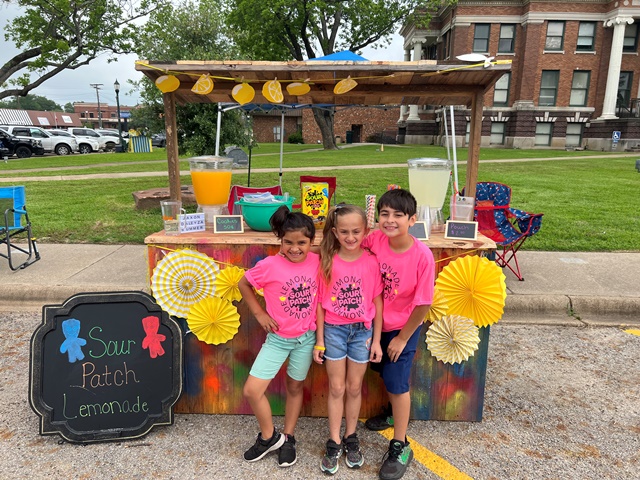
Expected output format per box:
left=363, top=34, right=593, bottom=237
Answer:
left=145, top=229, right=495, bottom=421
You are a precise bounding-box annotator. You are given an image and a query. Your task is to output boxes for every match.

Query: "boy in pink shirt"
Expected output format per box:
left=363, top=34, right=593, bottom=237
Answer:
left=362, top=189, right=435, bottom=480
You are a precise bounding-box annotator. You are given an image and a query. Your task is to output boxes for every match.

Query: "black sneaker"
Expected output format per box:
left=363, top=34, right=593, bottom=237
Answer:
left=320, top=439, right=343, bottom=475
left=243, top=428, right=285, bottom=462
left=379, top=439, right=413, bottom=480
left=365, top=404, right=394, bottom=431
left=278, top=434, right=297, bottom=467
left=343, top=432, right=364, bottom=469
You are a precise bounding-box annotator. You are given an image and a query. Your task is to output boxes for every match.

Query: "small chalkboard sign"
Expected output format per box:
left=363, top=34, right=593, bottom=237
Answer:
left=29, top=291, right=183, bottom=443
left=409, top=221, right=429, bottom=240
left=444, top=220, right=478, bottom=241
left=213, top=215, right=244, bottom=234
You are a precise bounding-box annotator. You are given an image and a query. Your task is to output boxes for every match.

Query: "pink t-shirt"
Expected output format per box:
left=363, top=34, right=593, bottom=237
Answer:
left=244, top=252, right=320, bottom=339
left=319, top=250, right=384, bottom=329
left=362, top=230, right=435, bottom=332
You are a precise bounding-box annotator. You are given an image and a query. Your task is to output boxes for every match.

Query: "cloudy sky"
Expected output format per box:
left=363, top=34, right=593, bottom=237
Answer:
left=1, top=4, right=404, bottom=110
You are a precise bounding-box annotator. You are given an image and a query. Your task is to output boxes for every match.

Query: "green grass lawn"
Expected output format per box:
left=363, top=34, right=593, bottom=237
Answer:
left=3, top=144, right=638, bottom=252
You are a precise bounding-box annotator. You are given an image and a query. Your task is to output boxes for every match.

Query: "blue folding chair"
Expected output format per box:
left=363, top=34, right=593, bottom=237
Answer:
left=1, top=186, right=41, bottom=270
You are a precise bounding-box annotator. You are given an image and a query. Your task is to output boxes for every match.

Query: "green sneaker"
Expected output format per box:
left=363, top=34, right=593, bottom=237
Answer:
left=365, top=404, right=394, bottom=431
left=379, top=439, right=413, bottom=480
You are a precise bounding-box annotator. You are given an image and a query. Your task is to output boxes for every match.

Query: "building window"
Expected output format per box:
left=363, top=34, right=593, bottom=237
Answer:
left=490, top=122, right=505, bottom=145
left=473, top=24, right=491, bottom=52
left=465, top=121, right=471, bottom=145
left=89, top=113, right=94, bottom=118
left=570, top=71, right=590, bottom=106
left=535, top=123, right=553, bottom=146
left=493, top=73, right=511, bottom=106
left=618, top=71, right=633, bottom=109
left=576, top=22, right=596, bottom=51
left=498, top=24, right=516, bottom=53
left=565, top=124, right=584, bottom=147
left=442, top=30, right=451, bottom=60
left=623, top=24, right=638, bottom=52
left=545, top=21, right=565, bottom=51
left=539, top=70, right=560, bottom=106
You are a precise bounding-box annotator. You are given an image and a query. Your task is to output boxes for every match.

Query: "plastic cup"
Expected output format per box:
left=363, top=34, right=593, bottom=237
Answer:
left=160, top=200, right=185, bottom=235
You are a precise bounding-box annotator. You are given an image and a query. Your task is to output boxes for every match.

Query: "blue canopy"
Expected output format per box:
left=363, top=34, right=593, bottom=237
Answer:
left=311, top=50, right=368, bottom=61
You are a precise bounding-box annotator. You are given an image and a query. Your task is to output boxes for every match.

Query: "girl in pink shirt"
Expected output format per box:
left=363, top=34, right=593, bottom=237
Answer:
left=313, top=204, right=383, bottom=475
left=238, top=206, right=320, bottom=468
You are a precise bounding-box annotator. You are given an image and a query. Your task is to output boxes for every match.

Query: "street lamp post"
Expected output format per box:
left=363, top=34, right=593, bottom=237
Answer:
left=114, top=79, right=124, bottom=153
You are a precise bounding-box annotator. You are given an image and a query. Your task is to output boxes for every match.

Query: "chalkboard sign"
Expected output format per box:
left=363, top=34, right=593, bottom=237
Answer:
left=444, top=220, right=478, bottom=241
left=213, top=215, right=244, bottom=234
left=29, top=291, right=183, bottom=443
left=409, top=221, right=429, bottom=240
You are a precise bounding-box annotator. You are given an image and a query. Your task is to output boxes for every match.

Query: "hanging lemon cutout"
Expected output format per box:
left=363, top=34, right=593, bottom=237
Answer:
left=286, top=82, right=311, bottom=96
left=334, top=76, right=358, bottom=94
left=232, top=83, right=255, bottom=105
left=192, top=74, right=214, bottom=95
left=263, top=78, right=284, bottom=103
left=155, top=75, right=180, bottom=93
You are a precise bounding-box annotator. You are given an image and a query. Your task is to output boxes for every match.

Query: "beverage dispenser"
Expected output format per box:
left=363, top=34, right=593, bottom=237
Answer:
left=407, top=158, right=452, bottom=232
left=188, top=156, right=233, bottom=226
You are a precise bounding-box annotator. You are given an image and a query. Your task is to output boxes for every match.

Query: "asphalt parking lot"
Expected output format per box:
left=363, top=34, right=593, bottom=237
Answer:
left=2, top=312, right=639, bottom=479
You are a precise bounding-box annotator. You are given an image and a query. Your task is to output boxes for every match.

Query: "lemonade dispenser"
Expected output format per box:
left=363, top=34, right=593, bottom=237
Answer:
left=407, top=158, right=452, bottom=229
left=188, top=156, right=233, bottom=226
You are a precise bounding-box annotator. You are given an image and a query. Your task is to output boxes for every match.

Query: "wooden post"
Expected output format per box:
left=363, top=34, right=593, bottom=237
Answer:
left=163, top=92, right=181, bottom=201
left=465, top=90, right=484, bottom=198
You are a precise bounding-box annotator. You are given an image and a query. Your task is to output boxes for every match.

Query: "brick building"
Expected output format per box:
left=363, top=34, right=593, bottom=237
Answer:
left=400, top=0, right=640, bottom=150
left=72, top=102, right=134, bottom=130
left=301, top=106, right=400, bottom=144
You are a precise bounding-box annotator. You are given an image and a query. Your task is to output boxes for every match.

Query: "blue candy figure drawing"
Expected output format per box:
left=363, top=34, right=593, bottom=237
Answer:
left=60, top=318, right=87, bottom=363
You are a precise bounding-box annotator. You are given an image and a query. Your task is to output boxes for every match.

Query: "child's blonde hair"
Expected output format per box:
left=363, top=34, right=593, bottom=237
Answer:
left=319, top=204, right=368, bottom=284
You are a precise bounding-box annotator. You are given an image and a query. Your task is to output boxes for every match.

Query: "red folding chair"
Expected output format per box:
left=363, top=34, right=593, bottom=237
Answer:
left=227, top=185, right=283, bottom=215
left=292, top=175, right=337, bottom=209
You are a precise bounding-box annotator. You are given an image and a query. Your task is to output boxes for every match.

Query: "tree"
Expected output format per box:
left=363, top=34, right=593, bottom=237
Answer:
left=132, top=0, right=248, bottom=156
left=225, top=0, right=433, bottom=149
left=0, top=93, right=61, bottom=111
left=0, top=0, right=167, bottom=101
left=63, top=102, right=75, bottom=113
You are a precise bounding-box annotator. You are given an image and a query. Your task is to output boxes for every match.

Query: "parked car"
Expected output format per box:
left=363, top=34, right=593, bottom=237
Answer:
left=49, top=129, right=100, bottom=154
left=151, top=133, right=166, bottom=148
left=62, top=127, right=112, bottom=151
left=0, top=125, right=76, bottom=155
left=0, top=129, right=45, bottom=158
left=96, top=128, right=129, bottom=139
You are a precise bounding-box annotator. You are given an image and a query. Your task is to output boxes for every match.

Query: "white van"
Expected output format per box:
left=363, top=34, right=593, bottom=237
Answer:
left=0, top=125, right=78, bottom=155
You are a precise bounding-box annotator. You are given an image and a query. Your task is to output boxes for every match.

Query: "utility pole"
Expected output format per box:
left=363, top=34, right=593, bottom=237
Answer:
left=90, top=83, right=104, bottom=128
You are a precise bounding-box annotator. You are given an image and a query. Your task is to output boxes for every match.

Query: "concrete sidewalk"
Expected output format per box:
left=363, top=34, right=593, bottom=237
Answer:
left=0, top=243, right=638, bottom=326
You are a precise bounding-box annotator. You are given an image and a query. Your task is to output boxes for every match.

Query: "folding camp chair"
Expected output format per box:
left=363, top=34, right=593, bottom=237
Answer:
left=227, top=185, right=283, bottom=215
left=1, top=186, right=41, bottom=271
left=292, top=175, right=337, bottom=209
left=472, top=182, right=543, bottom=281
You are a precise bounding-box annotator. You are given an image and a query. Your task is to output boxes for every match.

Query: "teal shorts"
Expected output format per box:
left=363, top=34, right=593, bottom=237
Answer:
left=249, top=330, right=316, bottom=382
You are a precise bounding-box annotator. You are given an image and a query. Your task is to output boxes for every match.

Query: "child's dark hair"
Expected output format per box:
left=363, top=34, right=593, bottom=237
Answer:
left=320, top=204, right=368, bottom=283
left=377, top=189, right=417, bottom=217
left=269, top=205, right=315, bottom=240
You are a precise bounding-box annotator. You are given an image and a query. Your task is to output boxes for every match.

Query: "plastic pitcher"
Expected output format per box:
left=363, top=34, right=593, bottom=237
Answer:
left=407, top=158, right=452, bottom=210
left=188, top=156, right=233, bottom=207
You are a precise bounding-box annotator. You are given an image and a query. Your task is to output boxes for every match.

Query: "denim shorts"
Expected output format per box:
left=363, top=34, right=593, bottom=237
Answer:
left=323, top=322, right=373, bottom=363
left=249, top=330, right=315, bottom=382
left=370, top=327, right=421, bottom=394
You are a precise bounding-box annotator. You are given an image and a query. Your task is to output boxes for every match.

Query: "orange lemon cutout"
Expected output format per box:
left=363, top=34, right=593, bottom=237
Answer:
left=263, top=79, right=284, bottom=103
left=232, top=83, right=255, bottom=105
left=286, top=82, right=311, bottom=96
left=192, top=74, right=214, bottom=95
left=334, top=76, right=358, bottom=94
left=155, top=75, right=180, bottom=93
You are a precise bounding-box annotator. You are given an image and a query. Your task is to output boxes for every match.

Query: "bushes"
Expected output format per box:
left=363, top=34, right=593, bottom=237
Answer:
left=288, top=131, right=303, bottom=144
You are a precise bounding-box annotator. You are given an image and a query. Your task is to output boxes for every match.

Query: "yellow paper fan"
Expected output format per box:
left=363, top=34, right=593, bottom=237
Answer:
left=214, top=266, right=245, bottom=303
left=426, top=315, right=480, bottom=364
left=187, top=296, right=241, bottom=345
left=435, top=255, right=507, bottom=327
left=426, top=287, right=449, bottom=323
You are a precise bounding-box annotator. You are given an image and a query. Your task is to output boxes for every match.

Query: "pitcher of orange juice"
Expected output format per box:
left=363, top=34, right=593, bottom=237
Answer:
left=188, top=156, right=233, bottom=226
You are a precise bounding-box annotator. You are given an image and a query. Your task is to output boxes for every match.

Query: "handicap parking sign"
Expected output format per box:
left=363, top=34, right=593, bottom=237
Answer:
left=612, top=131, right=621, bottom=142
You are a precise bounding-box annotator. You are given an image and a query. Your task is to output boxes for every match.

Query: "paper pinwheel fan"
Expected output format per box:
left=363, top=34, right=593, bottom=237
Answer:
left=425, top=286, right=449, bottom=323
left=187, top=296, right=241, bottom=345
left=214, top=266, right=245, bottom=303
left=435, top=255, right=506, bottom=328
left=426, top=315, right=480, bottom=364
left=151, top=249, right=220, bottom=318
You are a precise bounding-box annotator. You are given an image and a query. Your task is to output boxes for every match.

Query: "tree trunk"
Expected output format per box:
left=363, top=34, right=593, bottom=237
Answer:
left=312, top=107, right=338, bottom=150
